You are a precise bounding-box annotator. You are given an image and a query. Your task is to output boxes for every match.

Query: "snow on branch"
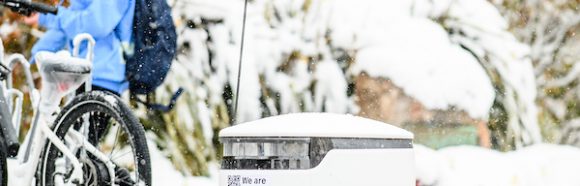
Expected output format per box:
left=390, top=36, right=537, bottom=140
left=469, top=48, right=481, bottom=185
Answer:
left=544, top=62, right=580, bottom=88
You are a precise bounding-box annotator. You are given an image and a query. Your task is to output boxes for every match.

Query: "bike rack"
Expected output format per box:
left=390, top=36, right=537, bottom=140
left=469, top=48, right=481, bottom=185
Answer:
left=4, top=54, right=40, bottom=139
left=72, top=33, right=95, bottom=93
left=5, top=89, right=22, bottom=137
left=5, top=54, right=40, bottom=109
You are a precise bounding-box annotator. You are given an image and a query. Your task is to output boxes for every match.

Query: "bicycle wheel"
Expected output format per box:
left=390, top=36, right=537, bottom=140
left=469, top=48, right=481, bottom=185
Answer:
left=38, top=91, right=151, bottom=186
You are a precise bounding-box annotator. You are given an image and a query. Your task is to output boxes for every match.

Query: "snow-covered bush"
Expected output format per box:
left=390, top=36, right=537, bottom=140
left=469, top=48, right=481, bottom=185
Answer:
left=414, top=0, right=543, bottom=148
left=492, top=0, right=580, bottom=145
left=147, top=0, right=544, bottom=175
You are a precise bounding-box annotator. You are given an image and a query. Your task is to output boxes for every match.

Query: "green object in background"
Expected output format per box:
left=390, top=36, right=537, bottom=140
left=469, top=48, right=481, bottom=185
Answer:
left=404, top=123, right=478, bottom=149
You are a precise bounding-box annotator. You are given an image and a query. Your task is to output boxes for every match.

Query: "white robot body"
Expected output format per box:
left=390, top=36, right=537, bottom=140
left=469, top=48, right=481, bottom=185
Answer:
left=219, top=113, right=415, bottom=186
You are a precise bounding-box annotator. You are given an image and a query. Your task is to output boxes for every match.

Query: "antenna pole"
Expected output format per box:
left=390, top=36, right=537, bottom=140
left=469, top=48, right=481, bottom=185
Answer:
left=233, top=0, right=249, bottom=125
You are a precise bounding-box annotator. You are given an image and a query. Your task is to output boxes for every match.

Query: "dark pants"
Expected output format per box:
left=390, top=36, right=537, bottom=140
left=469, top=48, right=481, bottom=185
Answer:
left=75, top=84, right=120, bottom=96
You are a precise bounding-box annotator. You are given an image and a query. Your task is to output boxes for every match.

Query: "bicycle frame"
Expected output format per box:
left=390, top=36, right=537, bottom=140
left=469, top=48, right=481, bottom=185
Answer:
left=1, top=34, right=120, bottom=186
left=0, top=40, right=21, bottom=158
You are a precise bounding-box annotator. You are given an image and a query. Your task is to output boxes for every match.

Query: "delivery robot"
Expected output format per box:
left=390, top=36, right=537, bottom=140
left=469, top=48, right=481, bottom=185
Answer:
left=219, top=113, right=415, bottom=186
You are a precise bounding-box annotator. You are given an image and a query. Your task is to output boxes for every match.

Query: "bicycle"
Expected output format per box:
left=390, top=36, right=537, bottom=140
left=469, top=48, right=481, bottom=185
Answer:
left=0, top=1, right=152, bottom=185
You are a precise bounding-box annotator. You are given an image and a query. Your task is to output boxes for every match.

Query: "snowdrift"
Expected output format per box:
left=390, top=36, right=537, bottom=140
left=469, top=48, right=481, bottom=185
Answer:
left=415, top=144, right=580, bottom=186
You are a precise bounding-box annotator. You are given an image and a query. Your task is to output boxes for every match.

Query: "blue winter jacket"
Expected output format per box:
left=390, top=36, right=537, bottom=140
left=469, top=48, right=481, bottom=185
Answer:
left=31, top=0, right=135, bottom=94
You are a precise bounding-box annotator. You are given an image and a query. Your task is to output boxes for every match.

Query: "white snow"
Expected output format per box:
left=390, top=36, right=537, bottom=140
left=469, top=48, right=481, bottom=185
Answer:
left=197, top=102, right=214, bottom=143
left=314, top=58, right=349, bottom=114
left=415, top=144, right=580, bottom=186
left=219, top=113, right=414, bottom=139
left=149, top=141, right=219, bottom=186
left=442, top=0, right=542, bottom=145
left=350, top=18, right=495, bottom=119
left=304, top=0, right=497, bottom=119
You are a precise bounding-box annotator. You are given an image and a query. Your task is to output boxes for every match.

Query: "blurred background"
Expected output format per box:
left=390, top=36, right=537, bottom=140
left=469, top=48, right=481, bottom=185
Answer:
left=2, top=0, right=580, bottom=185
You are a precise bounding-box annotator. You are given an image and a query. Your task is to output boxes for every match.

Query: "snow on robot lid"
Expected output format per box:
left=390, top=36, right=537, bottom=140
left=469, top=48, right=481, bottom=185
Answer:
left=220, top=113, right=413, bottom=139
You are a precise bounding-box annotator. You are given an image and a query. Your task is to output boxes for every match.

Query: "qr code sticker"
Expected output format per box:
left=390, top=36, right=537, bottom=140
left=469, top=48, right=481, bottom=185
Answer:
left=228, top=175, right=241, bottom=186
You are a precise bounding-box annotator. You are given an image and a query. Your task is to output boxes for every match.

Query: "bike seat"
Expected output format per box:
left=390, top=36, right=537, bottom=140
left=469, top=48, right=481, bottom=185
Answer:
left=35, top=51, right=92, bottom=83
left=34, top=51, right=92, bottom=112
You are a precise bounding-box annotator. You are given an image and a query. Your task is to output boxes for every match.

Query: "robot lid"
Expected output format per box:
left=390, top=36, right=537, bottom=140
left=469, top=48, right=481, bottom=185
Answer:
left=219, top=113, right=413, bottom=139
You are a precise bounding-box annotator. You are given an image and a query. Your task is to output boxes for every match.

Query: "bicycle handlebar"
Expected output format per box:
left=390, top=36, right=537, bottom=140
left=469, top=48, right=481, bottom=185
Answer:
left=27, top=1, right=58, bottom=14
left=1, top=0, right=58, bottom=16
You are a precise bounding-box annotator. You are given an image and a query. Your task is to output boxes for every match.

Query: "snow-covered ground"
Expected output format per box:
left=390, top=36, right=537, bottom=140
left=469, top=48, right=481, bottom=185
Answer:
left=415, top=144, right=580, bottom=186
left=151, top=142, right=580, bottom=186
left=149, top=141, right=219, bottom=186
left=5, top=141, right=220, bottom=185
left=6, top=141, right=580, bottom=186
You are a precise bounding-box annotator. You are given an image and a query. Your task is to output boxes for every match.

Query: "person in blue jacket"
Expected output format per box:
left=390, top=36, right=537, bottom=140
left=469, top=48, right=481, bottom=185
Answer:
left=27, top=0, right=135, bottom=95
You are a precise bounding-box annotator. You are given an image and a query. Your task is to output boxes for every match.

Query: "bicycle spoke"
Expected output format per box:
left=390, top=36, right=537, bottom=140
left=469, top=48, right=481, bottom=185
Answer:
left=107, top=123, right=142, bottom=185
left=108, top=124, right=122, bottom=159
left=111, top=149, right=133, bottom=161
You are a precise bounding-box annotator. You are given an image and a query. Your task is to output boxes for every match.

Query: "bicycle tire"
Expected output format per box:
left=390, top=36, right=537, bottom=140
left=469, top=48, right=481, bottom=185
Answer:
left=0, top=136, right=7, bottom=186
left=37, top=91, right=151, bottom=186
